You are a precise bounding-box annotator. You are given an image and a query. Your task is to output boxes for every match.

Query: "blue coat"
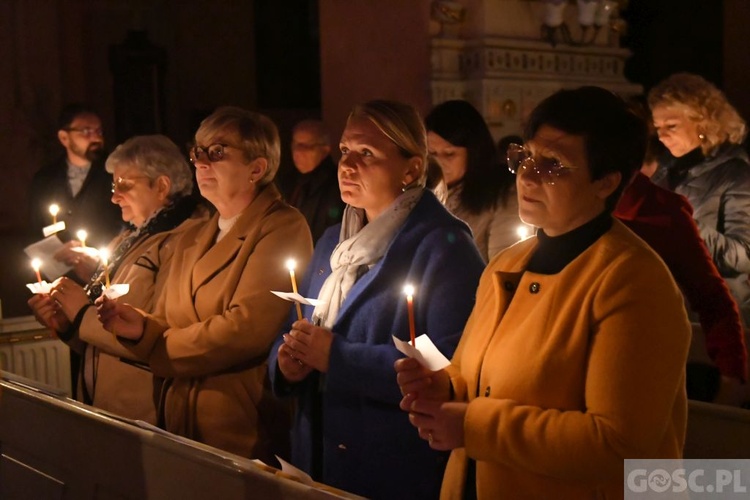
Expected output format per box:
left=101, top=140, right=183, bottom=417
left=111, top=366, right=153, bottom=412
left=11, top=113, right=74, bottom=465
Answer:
left=269, top=191, right=485, bottom=499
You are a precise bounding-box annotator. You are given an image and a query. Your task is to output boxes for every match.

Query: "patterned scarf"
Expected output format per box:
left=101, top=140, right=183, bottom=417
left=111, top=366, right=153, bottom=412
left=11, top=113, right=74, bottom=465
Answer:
left=312, top=187, right=423, bottom=328
left=86, top=196, right=198, bottom=300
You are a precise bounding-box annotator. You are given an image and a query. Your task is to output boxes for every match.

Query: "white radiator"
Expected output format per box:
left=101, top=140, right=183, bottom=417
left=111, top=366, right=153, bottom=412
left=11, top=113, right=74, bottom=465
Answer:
left=0, top=316, right=71, bottom=397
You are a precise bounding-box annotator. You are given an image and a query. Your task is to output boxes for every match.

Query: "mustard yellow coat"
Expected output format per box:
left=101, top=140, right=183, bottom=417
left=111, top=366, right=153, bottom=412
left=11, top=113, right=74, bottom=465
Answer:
left=442, top=219, right=691, bottom=499
left=125, top=185, right=313, bottom=459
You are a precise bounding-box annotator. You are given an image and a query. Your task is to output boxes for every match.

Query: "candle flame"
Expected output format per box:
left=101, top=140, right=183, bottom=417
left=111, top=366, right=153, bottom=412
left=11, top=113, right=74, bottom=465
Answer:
left=285, top=258, right=297, bottom=271
left=76, top=229, right=88, bottom=244
left=49, top=204, right=59, bottom=216
left=31, top=258, right=42, bottom=271
left=99, top=248, right=110, bottom=265
left=403, top=284, right=415, bottom=297
left=517, top=225, right=529, bottom=239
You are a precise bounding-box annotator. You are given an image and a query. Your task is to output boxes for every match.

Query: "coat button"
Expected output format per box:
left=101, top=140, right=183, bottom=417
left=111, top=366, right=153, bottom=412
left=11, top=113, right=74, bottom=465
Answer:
left=503, top=281, right=515, bottom=291
left=318, top=268, right=325, bottom=276
left=484, top=386, right=491, bottom=397
left=529, top=282, right=540, bottom=294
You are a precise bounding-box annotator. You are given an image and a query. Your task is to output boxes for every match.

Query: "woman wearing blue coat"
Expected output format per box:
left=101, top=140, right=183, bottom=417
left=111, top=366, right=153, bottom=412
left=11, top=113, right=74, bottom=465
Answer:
left=269, top=100, right=484, bottom=499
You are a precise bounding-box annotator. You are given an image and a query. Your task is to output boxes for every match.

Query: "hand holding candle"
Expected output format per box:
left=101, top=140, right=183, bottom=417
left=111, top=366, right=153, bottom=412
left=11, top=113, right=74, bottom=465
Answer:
left=404, top=284, right=416, bottom=346
left=49, top=204, right=59, bottom=225
left=76, top=229, right=88, bottom=248
left=100, top=247, right=111, bottom=289
left=286, top=258, right=303, bottom=320
left=31, top=258, right=43, bottom=285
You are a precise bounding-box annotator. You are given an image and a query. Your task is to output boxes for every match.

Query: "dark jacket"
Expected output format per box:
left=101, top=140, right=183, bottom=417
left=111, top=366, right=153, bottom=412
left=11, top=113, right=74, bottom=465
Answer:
left=652, top=144, right=750, bottom=326
left=269, top=191, right=484, bottom=500
left=28, top=155, right=123, bottom=248
left=280, top=156, right=344, bottom=243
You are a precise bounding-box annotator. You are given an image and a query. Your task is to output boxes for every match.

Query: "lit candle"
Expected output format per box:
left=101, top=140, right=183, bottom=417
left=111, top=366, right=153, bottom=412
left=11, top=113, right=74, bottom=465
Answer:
left=49, top=204, right=60, bottom=224
left=517, top=225, right=529, bottom=241
left=76, top=229, right=88, bottom=248
left=286, top=259, right=303, bottom=320
left=403, top=284, right=416, bottom=346
left=100, top=248, right=111, bottom=288
left=31, top=258, right=43, bottom=285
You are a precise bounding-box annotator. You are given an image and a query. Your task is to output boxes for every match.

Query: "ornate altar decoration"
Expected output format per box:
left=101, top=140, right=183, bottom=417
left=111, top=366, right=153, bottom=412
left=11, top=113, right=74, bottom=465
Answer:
left=430, top=0, right=638, bottom=139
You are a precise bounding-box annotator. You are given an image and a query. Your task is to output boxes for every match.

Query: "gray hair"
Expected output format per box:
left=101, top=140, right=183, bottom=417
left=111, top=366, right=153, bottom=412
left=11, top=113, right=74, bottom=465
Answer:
left=292, top=119, right=331, bottom=145
left=105, top=135, right=193, bottom=199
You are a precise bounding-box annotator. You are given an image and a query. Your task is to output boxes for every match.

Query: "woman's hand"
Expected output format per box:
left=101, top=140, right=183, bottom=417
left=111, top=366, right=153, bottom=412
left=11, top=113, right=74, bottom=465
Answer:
left=49, top=277, right=90, bottom=322
left=28, top=293, right=71, bottom=333
left=395, top=357, right=452, bottom=406
left=406, top=396, right=468, bottom=451
left=95, top=295, right=145, bottom=340
left=277, top=342, right=314, bottom=382
left=281, top=319, right=334, bottom=373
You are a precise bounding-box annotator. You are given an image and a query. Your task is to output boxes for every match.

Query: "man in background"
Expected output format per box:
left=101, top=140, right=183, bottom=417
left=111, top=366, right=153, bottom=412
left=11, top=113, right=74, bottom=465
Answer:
left=28, top=103, right=122, bottom=251
left=281, top=119, right=343, bottom=242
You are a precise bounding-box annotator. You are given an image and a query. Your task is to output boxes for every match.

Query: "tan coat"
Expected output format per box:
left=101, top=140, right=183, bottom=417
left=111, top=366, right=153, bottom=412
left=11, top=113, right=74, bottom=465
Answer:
left=445, top=185, right=522, bottom=262
left=73, top=217, right=203, bottom=423
left=441, top=220, right=690, bottom=499
left=126, top=184, right=313, bottom=459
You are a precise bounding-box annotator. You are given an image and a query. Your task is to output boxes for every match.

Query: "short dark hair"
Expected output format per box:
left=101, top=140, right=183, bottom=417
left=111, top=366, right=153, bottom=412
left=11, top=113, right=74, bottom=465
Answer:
left=58, top=103, right=99, bottom=130
left=524, top=87, right=647, bottom=212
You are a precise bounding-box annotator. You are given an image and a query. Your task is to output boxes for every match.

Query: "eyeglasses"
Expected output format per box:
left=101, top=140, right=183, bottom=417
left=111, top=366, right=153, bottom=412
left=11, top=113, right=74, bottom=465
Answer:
left=506, top=143, right=580, bottom=185
left=65, top=127, right=104, bottom=138
left=111, top=175, right=150, bottom=193
left=189, top=143, right=235, bottom=164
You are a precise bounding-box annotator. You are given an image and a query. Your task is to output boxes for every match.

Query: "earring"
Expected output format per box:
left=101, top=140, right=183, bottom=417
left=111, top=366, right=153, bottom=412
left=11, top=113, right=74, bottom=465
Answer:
left=699, top=133, right=705, bottom=140
left=401, top=182, right=408, bottom=193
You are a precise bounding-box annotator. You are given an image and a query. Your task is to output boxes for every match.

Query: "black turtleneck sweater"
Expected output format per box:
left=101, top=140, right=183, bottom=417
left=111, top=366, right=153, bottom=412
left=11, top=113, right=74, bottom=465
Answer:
left=527, top=210, right=613, bottom=274
left=666, top=147, right=704, bottom=191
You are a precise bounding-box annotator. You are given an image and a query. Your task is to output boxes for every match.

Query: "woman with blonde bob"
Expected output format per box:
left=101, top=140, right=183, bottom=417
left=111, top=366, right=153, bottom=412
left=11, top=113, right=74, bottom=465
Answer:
left=649, top=73, right=750, bottom=326
left=269, top=100, right=484, bottom=499
left=97, top=107, right=313, bottom=461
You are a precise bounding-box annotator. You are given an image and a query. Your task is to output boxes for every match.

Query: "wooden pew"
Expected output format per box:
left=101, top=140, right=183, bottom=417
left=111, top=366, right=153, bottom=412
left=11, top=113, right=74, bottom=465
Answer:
left=0, top=374, right=362, bottom=499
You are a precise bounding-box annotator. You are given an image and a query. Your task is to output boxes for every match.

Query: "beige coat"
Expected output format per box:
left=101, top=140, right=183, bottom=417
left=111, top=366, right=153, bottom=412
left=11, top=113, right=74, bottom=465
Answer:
left=73, top=217, right=202, bottom=423
left=445, top=185, right=522, bottom=262
left=126, top=184, right=313, bottom=460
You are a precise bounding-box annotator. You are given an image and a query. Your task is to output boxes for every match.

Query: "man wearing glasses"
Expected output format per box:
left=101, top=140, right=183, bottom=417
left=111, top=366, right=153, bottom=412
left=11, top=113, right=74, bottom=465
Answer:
left=279, top=119, right=344, bottom=243
left=28, top=103, right=123, bottom=253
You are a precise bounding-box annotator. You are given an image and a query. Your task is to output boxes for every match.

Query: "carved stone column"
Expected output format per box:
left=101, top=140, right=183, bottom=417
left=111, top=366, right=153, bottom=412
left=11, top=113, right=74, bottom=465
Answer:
left=430, top=0, right=640, bottom=140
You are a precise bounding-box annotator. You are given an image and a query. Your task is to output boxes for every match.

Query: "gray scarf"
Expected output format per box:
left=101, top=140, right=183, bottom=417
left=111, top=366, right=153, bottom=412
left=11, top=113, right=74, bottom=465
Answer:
left=313, top=188, right=423, bottom=328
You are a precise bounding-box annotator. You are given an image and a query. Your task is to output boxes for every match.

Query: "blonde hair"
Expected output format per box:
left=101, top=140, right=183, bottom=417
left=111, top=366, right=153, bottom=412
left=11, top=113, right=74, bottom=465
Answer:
left=195, top=106, right=280, bottom=186
left=348, top=100, right=427, bottom=187
left=648, top=73, right=747, bottom=155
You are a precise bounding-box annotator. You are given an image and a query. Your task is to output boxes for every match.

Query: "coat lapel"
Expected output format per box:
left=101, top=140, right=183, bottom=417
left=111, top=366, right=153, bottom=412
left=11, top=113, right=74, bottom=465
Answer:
left=190, top=185, right=281, bottom=295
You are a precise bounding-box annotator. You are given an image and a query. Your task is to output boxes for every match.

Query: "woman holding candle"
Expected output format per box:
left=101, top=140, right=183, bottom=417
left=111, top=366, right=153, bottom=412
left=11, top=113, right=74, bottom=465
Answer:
left=96, top=107, right=313, bottom=462
left=268, top=100, right=485, bottom=499
left=28, top=134, right=201, bottom=422
left=395, top=87, right=692, bottom=498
